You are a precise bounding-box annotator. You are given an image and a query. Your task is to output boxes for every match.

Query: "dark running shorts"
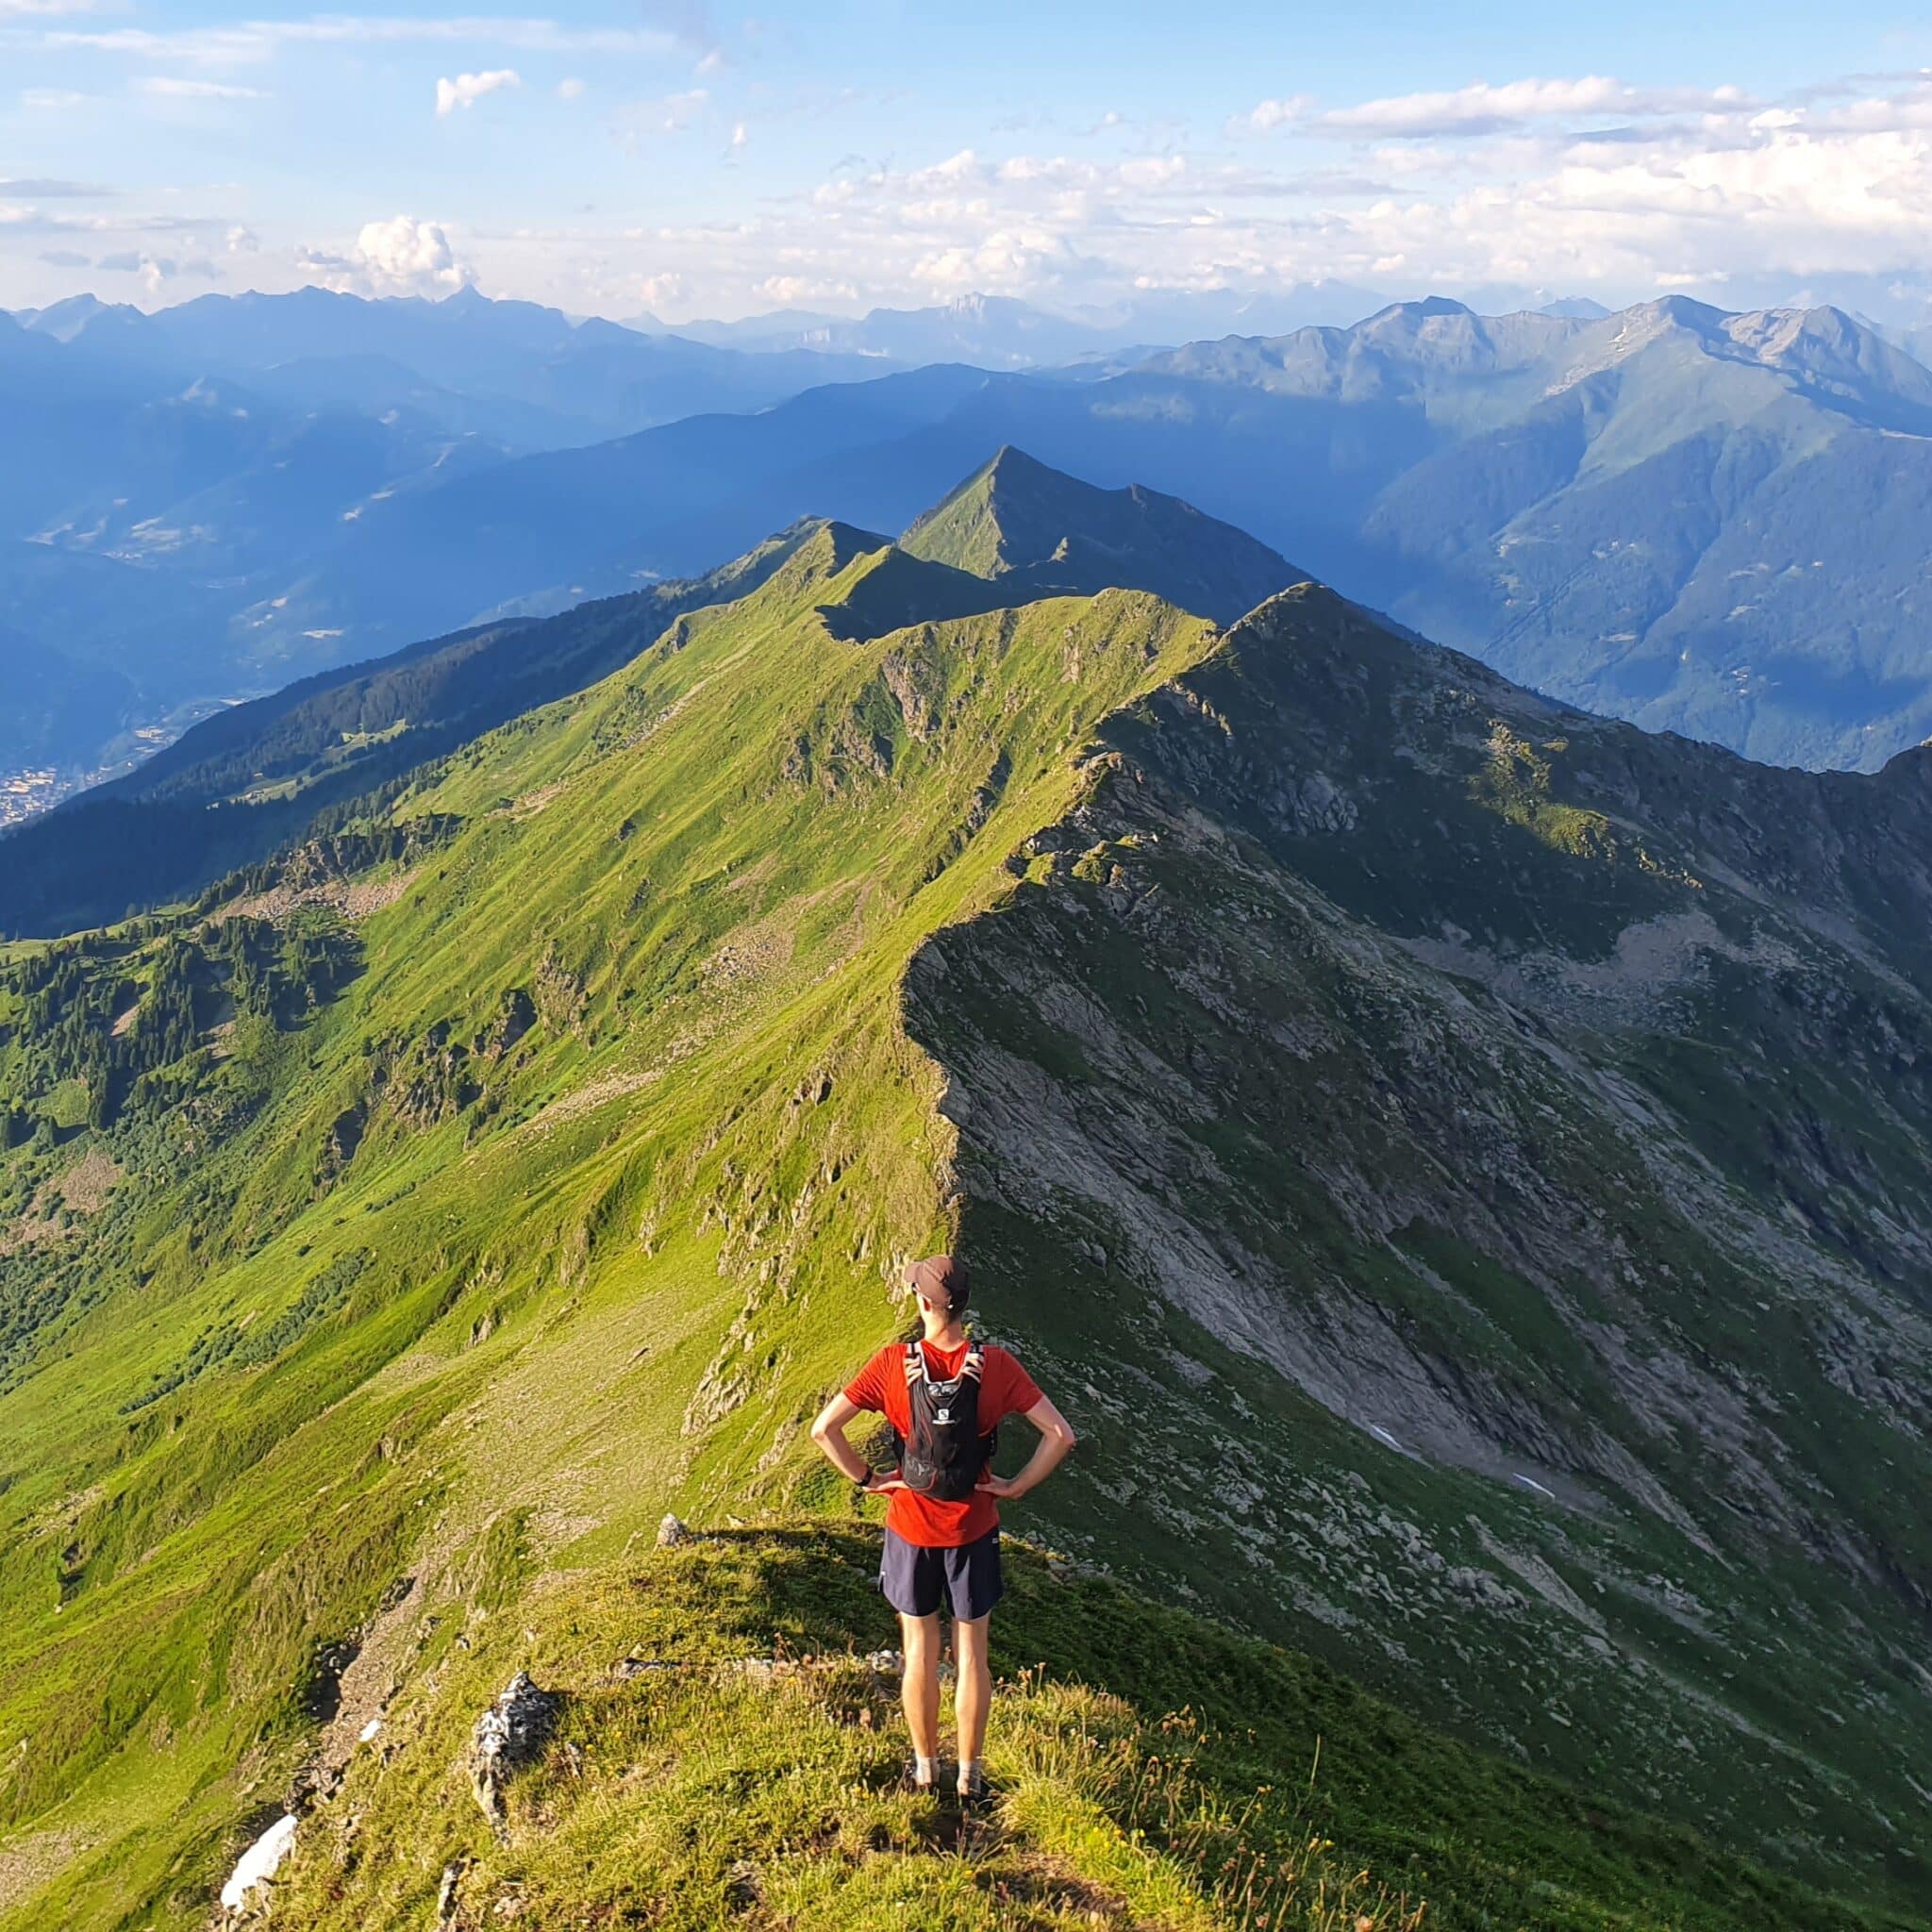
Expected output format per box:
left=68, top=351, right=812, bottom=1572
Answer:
left=878, top=1524, right=1004, bottom=1621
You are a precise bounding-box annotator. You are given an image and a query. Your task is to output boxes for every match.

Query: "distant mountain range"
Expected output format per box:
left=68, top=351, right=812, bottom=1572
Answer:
left=1141, top=295, right=1932, bottom=767
left=0, top=289, right=906, bottom=807
left=638, top=281, right=1391, bottom=366
left=8, top=286, right=1932, bottom=812
left=280, top=292, right=1932, bottom=772
left=0, top=283, right=1396, bottom=811
left=6, top=286, right=892, bottom=444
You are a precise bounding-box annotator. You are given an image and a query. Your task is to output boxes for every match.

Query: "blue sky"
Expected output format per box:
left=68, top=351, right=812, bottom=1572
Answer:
left=5, top=1, right=1932, bottom=320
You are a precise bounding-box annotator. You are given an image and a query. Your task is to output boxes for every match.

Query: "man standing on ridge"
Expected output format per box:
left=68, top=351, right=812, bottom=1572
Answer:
left=810, top=1253, right=1076, bottom=1804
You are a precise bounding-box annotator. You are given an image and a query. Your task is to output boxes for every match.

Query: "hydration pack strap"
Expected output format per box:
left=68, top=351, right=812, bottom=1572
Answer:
left=903, top=1338, right=984, bottom=1388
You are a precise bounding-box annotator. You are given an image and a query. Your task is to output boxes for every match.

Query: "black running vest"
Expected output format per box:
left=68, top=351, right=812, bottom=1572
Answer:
left=893, top=1337, right=998, bottom=1502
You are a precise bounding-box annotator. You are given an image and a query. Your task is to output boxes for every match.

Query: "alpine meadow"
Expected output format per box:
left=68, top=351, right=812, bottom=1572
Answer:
left=2, top=8, right=1931, bottom=1930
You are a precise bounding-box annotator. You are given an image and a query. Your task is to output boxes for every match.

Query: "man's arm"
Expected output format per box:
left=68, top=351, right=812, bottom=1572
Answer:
left=976, top=1393, right=1076, bottom=1501
left=809, top=1391, right=903, bottom=1491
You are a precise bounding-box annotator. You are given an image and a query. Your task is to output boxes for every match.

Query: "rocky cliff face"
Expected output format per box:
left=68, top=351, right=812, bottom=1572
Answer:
left=908, top=584, right=1932, bottom=1889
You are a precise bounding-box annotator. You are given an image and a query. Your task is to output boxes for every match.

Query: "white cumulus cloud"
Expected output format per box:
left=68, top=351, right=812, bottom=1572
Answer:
left=1244, top=94, right=1313, bottom=133
left=435, top=68, right=520, bottom=118
left=352, top=214, right=473, bottom=292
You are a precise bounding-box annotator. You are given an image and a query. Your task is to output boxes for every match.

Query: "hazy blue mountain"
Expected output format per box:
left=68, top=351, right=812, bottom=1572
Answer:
left=0, top=290, right=910, bottom=808
left=272, top=362, right=1005, bottom=649
left=643, top=303, right=841, bottom=345
left=341, top=293, right=1932, bottom=771
left=13, top=291, right=157, bottom=346
left=656, top=293, right=1080, bottom=366
left=140, top=285, right=895, bottom=444
left=0, top=352, right=519, bottom=813
left=651, top=282, right=1388, bottom=367
left=1871, top=313, right=1932, bottom=381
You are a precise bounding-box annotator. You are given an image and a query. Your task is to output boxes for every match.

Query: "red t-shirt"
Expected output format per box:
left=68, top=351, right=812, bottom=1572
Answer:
left=844, top=1337, right=1042, bottom=1547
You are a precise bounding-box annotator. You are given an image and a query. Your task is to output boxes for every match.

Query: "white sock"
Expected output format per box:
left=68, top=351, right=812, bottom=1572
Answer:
left=914, top=1754, right=937, bottom=1785
left=958, top=1757, right=982, bottom=1790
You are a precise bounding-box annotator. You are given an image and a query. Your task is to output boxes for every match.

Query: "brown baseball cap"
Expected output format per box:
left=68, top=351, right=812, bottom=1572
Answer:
left=906, top=1253, right=969, bottom=1311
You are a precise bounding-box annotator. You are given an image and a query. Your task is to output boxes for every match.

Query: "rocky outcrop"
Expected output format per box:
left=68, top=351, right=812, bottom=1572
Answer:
left=470, top=1673, right=559, bottom=1824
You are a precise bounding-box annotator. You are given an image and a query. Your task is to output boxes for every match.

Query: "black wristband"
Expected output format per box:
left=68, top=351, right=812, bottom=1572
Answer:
left=855, top=1465, right=874, bottom=1489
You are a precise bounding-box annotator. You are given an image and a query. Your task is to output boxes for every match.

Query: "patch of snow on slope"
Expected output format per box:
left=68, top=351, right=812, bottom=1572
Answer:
left=218, top=1813, right=297, bottom=1910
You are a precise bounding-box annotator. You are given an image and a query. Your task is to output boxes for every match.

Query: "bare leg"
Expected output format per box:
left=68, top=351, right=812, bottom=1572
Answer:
left=953, top=1613, right=991, bottom=1782
left=898, top=1611, right=941, bottom=1771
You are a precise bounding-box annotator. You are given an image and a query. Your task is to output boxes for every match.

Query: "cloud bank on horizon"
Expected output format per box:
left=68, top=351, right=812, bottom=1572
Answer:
left=5, top=1, right=1932, bottom=323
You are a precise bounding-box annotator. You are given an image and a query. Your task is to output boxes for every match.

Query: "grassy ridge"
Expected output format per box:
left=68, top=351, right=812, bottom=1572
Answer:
left=269, top=1524, right=1913, bottom=1932
left=0, top=539, right=1224, bottom=1924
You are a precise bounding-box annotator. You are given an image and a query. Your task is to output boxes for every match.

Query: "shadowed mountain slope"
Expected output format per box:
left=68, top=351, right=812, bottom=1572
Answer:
left=0, top=504, right=1926, bottom=1924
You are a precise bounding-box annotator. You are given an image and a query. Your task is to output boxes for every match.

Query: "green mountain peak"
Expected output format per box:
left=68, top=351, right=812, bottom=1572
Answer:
left=900, top=443, right=1071, bottom=575
left=784, top=516, right=895, bottom=581
left=900, top=445, right=1307, bottom=623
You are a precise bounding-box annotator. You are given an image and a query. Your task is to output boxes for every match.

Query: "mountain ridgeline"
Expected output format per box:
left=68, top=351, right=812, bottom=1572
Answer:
left=0, top=454, right=1303, bottom=939
left=190, top=291, right=1932, bottom=774
left=899, top=445, right=1300, bottom=621
left=0, top=458, right=1926, bottom=1929
left=13, top=289, right=1932, bottom=816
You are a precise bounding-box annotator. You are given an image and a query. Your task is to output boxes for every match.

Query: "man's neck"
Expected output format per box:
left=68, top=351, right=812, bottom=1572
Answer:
left=919, top=1313, right=967, bottom=1348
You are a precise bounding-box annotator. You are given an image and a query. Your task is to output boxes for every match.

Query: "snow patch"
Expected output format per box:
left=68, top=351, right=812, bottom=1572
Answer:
left=219, top=1812, right=297, bottom=1910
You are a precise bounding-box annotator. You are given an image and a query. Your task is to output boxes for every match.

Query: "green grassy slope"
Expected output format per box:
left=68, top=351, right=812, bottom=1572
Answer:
left=0, top=516, right=861, bottom=940
left=0, top=522, right=1925, bottom=1927
left=264, top=1524, right=1915, bottom=1932
left=0, top=532, right=1224, bottom=1925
